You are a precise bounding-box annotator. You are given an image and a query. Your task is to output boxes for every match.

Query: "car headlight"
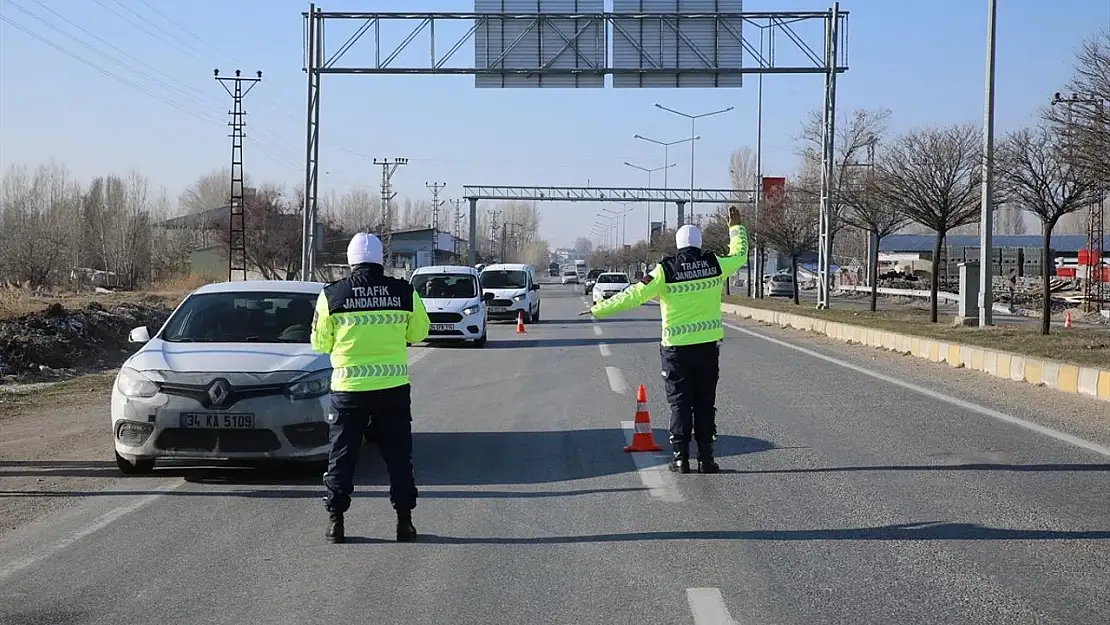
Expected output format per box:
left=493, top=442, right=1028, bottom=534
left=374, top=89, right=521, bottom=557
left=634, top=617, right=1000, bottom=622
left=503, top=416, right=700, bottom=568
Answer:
left=462, top=305, right=480, bottom=316
left=512, top=294, right=526, bottom=302
left=116, top=367, right=159, bottom=398
left=286, top=370, right=331, bottom=400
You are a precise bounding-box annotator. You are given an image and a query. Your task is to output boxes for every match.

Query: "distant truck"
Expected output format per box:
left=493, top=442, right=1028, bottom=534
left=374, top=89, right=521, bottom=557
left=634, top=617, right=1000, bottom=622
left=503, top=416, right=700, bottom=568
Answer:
left=548, top=261, right=560, bottom=277
left=574, top=259, right=587, bottom=278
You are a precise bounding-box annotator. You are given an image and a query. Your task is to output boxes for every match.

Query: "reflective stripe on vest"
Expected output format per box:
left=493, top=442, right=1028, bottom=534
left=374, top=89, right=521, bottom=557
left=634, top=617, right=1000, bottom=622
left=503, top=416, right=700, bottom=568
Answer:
left=333, top=364, right=410, bottom=380
left=662, top=319, right=722, bottom=338
left=664, top=276, right=723, bottom=295
left=332, top=311, right=410, bottom=327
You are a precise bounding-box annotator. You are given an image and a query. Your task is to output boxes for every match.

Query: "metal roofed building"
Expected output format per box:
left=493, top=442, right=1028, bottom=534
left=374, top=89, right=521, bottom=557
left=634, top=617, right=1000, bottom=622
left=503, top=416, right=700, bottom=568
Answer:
left=879, top=234, right=1110, bottom=257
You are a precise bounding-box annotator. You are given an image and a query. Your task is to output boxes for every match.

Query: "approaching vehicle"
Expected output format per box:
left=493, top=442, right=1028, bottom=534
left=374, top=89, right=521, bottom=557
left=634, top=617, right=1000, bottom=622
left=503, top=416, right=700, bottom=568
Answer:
left=111, top=281, right=332, bottom=475
left=480, top=263, right=542, bottom=322
left=574, top=259, right=587, bottom=279
left=410, top=265, right=491, bottom=346
left=561, top=270, right=579, bottom=285
left=583, top=268, right=605, bottom=294
left=591, top=272, right=631, bottom=304
left=767, top=273, right=795, bottom=297
left=548, top=261, right=560, bottom=277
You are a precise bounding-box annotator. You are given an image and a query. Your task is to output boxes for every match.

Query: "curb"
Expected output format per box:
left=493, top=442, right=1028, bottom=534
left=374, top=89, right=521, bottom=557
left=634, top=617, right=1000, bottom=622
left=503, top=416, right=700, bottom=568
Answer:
left=721, top=303, right=1110, bottom=403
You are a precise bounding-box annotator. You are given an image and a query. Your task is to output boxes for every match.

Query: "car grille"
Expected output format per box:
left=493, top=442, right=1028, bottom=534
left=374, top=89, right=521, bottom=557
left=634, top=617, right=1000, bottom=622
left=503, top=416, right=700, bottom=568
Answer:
left=428, top=312, right=463, bottom=323
left=429, top=328, right=465, bottom=336
left=159, top=381, right=285, bottom=409
left=155, top=428, right=281, bottom=453
left=490, top=299, right=513, bottom=307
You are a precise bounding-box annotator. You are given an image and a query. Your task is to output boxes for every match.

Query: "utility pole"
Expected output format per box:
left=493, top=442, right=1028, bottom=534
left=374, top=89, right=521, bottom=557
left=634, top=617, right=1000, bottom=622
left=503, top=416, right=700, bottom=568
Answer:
left=449, top=198, right=465, bottom=261
left=373, top=158, right=407, bottom=269
left=426, top=182, right=446, bottom=266
left=214, top=69, right=262, bottom=282
left=488, top=209, right=502, bottom=262
left=978, top=0, right=998, bottom=326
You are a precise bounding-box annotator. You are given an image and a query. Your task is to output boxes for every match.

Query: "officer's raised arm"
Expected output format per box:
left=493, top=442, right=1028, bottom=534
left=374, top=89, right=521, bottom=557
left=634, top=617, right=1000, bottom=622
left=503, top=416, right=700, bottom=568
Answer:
left=407, top=290, right=431, bottom=344
left=310, top=290, right=335, bottom=354
left=715, top=206, right=750, bottom=276
left=585, top=264, right=664, bottom=318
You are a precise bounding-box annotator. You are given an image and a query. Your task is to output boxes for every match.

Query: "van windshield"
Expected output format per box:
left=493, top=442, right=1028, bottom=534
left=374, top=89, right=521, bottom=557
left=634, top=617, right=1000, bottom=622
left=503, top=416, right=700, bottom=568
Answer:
left=411, top=273, right=478, bottom=298
left=480, top=270, right=528, bottom=289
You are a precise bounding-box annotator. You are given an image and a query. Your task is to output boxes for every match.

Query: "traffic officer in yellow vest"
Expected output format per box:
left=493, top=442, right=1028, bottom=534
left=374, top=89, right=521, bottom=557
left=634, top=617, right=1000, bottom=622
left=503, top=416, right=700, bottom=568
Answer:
left=311, top=232, right=430, bottom=543
left=580, top=207, right=748, bottom=473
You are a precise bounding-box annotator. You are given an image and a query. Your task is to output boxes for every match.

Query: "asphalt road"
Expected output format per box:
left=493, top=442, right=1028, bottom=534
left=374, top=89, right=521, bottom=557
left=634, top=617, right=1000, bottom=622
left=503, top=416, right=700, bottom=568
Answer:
left=2, top=284, right=1108, bottom=624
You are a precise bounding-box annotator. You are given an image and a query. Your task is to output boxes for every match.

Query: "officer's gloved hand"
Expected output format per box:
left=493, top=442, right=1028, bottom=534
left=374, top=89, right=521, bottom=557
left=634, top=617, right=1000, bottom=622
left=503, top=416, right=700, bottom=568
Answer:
left=727, top=205, right=742, bottom=227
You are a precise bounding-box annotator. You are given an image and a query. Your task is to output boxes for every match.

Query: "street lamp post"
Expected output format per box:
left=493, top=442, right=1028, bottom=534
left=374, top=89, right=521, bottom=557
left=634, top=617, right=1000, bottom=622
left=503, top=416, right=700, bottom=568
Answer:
left=633, top=134, right=698, bottom=231
left=654, top=103, right=734, bottom=221
left=978, top=0, right=998, bottom=327
left=625, top=161, right=675, bottom=241
left=602, top=206, right=633, bottom=247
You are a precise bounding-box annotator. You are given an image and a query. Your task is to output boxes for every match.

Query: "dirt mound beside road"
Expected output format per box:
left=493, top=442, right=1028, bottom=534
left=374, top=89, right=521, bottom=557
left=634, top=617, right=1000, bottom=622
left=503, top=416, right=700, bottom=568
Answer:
left=0, top=299, right=172, bottom=383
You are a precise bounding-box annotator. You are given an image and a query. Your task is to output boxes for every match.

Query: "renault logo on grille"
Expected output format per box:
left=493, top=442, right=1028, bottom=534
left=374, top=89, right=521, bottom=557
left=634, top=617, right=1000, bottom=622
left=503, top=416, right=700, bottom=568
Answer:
left=207, top=379, right=231, bottom=406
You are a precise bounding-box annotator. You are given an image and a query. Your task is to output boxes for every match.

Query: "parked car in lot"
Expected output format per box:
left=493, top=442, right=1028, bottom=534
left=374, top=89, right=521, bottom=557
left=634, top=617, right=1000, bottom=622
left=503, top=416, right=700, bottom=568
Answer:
left=766, top=273, right=796, bottom=297
left=561, top=270, right=579, bottom=285
left=111, top=281, right=332, bottom=475
left=410, top=265, right=491, bottom=347
left=480, top=263, right=542, bottom=322
left=591, top=272, right=631, bottom=304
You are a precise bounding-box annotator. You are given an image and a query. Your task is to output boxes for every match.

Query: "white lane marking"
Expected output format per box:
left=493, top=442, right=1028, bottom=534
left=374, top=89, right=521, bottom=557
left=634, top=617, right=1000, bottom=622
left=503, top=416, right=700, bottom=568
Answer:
left=408, top=347, right=432, bottom=366
left=593, top=324, right=603, bottom=336
left=606, top=366, right=629, bottom=394
left=687, top=588, right=739, bottom=625
left=621, top=420, right=683, bottom=502
left=598, top=342, right=612, bottom=357
left=0, top=481, right=185, bottom=583
left=723, top=321, right=1110, bottom=459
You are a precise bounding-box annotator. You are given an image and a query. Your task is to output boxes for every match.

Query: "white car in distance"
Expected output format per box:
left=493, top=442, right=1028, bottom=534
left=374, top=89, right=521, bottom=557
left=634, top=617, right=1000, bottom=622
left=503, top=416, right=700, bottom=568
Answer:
left=111, top=281, right=333, bottom=475
left=479, top=263, right=542, bottom=323
left=411, top=265, right=491, bottom=346
left=592, top=272, right=631, bottom=304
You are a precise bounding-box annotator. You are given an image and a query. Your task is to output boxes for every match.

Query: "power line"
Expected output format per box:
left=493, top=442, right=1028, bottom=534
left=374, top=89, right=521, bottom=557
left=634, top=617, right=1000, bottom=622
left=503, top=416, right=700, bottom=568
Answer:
left=215, top=69, right=263, bottom=282
left=426, top=182, right=446, bottom=265
left=374, top=158, right=408, bottom=268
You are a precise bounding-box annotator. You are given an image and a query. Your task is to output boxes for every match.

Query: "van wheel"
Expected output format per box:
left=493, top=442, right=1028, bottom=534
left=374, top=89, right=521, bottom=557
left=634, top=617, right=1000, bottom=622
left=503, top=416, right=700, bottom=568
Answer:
left=532, top=306, right=540, bottom=323
left=473, top=331, right=487, bottom=347
left=115, top=451, right=155, bottom=475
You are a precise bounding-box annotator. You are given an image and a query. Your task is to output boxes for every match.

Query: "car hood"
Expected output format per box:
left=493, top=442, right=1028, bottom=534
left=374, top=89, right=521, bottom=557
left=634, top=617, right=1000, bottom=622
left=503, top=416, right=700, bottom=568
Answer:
left=596, top=283, right=629, bottom=290
left=127, top=339, right=330, bottom=378
left=422, top=297, right=481, bottom=312
left=482, top=288, right=527, bottom=298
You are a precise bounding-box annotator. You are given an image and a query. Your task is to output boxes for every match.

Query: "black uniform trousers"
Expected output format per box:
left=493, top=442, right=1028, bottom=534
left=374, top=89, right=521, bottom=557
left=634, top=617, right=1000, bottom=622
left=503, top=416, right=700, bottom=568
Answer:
left=661, top=340, right=720, bottom=457
left=323, top=384, right=417, bottom=515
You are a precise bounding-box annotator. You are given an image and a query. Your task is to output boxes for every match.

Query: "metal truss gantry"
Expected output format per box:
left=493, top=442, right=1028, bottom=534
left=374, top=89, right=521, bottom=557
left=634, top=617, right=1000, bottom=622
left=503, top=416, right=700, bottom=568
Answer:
left=301, top=3, right=847, bottom=274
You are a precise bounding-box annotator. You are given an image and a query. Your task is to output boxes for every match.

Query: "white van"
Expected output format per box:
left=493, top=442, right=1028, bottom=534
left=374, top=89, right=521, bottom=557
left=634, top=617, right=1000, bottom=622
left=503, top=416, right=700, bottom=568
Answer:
left=410, top=265, right=492, bottom=346
left=479, top=263, right=541, bottom=322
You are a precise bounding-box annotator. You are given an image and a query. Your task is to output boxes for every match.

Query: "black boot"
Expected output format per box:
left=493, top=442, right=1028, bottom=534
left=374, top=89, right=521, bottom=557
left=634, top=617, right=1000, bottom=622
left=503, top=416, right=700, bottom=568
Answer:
left=396, top=509, right=417, bottom=542
left=669, top=442, right=691, bottom=474
left=697, top=440, right=720, bottom=474
left=326, top=513, right=345, bottom=544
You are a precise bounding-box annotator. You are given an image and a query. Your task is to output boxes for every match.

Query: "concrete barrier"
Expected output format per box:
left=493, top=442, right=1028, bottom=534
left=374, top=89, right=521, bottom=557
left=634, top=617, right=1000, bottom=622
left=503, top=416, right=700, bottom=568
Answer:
left=721, top=302, right=1110, bottom=403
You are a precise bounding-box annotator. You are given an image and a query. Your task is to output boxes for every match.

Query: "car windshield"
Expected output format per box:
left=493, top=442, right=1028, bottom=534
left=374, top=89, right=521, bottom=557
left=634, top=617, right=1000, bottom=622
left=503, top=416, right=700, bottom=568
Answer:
left=481, top=270, right=528, bottom=289
left=587, top=269, right=604, bottom=279
left=598, top=274, right=628, bottom=284
left=160, top=291, right=318, bottom=343
left=563, top=271, right=577, bottom=276
left=772, top=274, right=793, bottom=282
left=412, top=273, right=478, bottom=299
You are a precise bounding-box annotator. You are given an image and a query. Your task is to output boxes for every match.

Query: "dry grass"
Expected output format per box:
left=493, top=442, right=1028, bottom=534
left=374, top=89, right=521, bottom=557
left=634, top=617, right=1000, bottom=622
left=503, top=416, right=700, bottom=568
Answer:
left=724, top=295, right=1110, bottom=369
left=0, top=275, right=209, bottom=321
left=0, top=372, right=116, bottom=419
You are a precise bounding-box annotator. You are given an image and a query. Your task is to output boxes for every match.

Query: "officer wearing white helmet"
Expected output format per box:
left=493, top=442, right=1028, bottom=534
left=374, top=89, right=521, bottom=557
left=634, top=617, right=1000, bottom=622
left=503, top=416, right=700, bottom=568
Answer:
left=310, top=232, right=430, bottom=543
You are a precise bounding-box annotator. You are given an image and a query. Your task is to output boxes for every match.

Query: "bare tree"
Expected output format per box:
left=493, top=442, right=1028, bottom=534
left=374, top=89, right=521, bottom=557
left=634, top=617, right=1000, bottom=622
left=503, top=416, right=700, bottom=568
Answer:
left=840, top=164, right=908, bottom=312
left=997, top=124, right=1101, bottom=334
left=877, top=124, right=982, bottom=322
left=1043, top=30, right=1110, bottom=186
left=572, top=236, right=593, bottom=255
left=797, top=107, right=892, bottom=281
left=759, top=185, right=820, bottom=305
left=0, top=162, right=78, bottom=286
left=235, top=184, right=304, bottom=280
left=179, top=168, right=234, bottom=215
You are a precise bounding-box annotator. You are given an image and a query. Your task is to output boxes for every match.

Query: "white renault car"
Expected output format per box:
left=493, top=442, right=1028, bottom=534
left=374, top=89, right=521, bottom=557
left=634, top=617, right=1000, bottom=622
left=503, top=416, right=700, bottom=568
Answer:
left=592, top=272, right=631, bottom=304
left=479, top=263, right=542, bottom=322
left=110, top=281, right=333, bottom=475
left=411, top=265, right=491, bottom=346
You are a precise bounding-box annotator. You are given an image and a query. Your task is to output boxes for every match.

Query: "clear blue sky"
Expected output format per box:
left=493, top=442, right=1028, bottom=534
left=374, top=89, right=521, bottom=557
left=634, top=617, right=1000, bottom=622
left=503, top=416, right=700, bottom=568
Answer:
left=1, top=0, right=1107, bottom=247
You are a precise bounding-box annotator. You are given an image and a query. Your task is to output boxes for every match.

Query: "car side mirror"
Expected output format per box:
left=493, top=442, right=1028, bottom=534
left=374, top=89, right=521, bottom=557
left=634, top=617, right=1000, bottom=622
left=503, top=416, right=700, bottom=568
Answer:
left=531, top=284, right=540, bottom=290
left=482, top=292, right=495, bottom=302
left=128, top=326, right=151, bottom=343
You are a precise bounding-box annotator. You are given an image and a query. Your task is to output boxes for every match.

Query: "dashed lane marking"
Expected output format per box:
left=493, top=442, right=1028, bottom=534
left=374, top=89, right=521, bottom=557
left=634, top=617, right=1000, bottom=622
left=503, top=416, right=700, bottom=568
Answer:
left=686, top=588, right=740, bottom=625
left=593, top=324, right=603, bottom=336
left=598, top=342, right=612, bottom=357
left=621, top=420, right=683, bottom=502
left=722, top=321, right=1110, bottom=459
left=606, top=366, right=629, bottom=394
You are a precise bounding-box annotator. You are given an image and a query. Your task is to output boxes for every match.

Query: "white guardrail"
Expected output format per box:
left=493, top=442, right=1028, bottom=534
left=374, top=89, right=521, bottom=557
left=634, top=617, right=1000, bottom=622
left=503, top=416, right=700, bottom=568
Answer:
left=838, top=285, right=1014, bottom=315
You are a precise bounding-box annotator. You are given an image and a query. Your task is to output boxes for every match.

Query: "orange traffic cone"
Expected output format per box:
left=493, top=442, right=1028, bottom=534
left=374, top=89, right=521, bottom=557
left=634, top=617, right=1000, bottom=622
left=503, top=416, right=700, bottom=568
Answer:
left=1064, top=310, right=1072, bottom=329
left=516, top=310, right=527, bottom=334
left=624, top=384, right=662, bottom=452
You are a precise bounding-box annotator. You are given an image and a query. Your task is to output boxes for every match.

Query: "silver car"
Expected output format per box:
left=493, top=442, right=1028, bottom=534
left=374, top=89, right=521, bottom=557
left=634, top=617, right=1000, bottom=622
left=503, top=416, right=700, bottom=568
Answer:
left=110, top=281, right=332, bottom=475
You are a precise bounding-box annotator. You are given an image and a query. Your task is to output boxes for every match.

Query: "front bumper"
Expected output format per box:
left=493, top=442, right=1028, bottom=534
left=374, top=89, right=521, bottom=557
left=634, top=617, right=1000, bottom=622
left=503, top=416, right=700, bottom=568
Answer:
left=487, top=299, right=529, bottom=319
left=593, top=291, right=621, bottom=303
left=425, top=311, right=485, bottom=340
left=111, top=387, right=331, bottom=462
